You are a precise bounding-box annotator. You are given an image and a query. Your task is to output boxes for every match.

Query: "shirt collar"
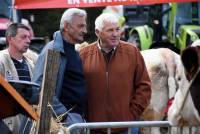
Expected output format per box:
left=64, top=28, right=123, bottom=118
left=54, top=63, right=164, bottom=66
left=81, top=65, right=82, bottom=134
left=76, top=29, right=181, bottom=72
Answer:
left=97, top=39, right=116, bottom=53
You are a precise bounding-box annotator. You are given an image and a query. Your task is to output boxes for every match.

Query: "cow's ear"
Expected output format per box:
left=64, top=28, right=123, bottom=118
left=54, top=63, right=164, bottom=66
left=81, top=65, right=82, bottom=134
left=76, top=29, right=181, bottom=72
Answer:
left=181, top=46, right=199, bottom=81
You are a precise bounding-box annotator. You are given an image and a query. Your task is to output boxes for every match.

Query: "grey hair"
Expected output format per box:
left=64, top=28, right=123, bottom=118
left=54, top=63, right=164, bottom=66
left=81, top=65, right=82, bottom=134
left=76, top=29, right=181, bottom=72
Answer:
left=6, top=23, right=30, bottom=38
left=5, top=23, right=30, bottom=44
left=95, top=13, right=119, bottom=31
left=60, top=8, right=87, bottom=31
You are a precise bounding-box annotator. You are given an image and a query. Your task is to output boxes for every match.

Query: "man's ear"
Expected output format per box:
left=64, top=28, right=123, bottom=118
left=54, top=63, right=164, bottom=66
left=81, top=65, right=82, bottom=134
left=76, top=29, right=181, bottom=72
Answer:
left=6, top=36, right=12, bottom=44
left=95, top=29, right=100, bottom=38
left=63, top=21, right=70, bottom=31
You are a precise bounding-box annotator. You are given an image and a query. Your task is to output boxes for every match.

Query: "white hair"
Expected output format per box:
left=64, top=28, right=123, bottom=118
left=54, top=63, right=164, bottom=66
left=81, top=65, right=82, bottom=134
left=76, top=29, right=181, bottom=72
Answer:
left=60, top=8, right=87, bottom=31
left=95, top=13, right=119, bottom=31
left=191, top=39, right=200, bottom=47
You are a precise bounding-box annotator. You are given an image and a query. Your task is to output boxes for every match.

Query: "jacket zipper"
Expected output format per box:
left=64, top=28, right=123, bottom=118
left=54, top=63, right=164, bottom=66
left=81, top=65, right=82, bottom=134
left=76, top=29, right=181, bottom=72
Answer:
left=105, top=51, right=114, bottom=121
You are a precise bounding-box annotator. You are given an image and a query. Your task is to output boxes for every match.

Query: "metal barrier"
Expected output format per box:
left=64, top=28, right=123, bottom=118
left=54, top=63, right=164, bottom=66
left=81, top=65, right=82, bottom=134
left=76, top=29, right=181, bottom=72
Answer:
left=66, top=121, right=171, bottom=134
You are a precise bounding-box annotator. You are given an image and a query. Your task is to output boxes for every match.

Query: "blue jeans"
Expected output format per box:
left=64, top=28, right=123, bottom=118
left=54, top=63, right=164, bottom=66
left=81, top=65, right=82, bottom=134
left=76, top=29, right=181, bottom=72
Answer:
left=118, top=128, right=139, bottom=134
left=19, top=117, right=33, bottom=134
left=0, top=119, right=12, bottom=134
left=91, top=128, right=139, bottom=134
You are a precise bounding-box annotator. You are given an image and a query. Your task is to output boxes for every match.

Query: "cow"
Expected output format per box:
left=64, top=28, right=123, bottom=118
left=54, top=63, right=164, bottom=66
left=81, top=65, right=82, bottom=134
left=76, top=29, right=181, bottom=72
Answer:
left=168, top=40, right=200, bottom=126
left=140, top=48, right=188, bottom=134
left=166, top=40, right=200, bottom=134
left=141, top=48, right=186, bottom=120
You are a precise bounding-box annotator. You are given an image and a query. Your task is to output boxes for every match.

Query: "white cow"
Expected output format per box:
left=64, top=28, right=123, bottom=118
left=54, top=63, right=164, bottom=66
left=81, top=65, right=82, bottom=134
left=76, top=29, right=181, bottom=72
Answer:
left=140, top=48, right=188, bottom=134
left=141, top=48, right=186, bottom=120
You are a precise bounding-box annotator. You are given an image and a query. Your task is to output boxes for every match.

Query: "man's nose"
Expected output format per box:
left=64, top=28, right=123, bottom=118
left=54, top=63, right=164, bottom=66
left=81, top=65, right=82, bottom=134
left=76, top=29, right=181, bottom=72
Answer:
left=26, top=37, right=31, bottom=44
left=83, top=27, right=87, bottom=34
left=113, top=30, right=120, bottom=36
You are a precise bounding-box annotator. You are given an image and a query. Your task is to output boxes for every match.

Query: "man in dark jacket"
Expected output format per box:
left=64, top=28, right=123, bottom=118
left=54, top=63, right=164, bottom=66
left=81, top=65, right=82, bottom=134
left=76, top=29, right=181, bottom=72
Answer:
left=33, top=8, right=87, bottom=134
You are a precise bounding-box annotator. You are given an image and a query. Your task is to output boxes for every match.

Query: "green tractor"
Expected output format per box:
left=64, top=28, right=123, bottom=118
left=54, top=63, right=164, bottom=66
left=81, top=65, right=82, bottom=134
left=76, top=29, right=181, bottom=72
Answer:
left=126, top=2, right=200, bottom=53
left=124, top=5, right=154, bottom=50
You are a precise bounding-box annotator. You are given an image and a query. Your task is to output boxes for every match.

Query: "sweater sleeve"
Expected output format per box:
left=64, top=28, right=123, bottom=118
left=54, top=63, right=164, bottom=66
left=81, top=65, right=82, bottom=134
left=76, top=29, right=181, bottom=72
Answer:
left=0, top=61, right=5, bottom=78
left=32, top=45, right=68, bottom=120
left=130, top=49, right=151, bottom=119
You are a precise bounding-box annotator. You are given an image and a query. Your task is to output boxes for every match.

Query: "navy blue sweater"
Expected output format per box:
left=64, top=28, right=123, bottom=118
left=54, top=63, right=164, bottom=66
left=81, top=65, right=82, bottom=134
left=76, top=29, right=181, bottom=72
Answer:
left=60, top=40, right=87, bottom=115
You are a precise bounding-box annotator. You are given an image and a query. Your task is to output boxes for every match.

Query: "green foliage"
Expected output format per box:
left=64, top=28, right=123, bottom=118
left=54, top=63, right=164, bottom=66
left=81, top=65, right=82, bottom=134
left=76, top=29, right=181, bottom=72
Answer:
left=22, top=9, right=65, bottom=39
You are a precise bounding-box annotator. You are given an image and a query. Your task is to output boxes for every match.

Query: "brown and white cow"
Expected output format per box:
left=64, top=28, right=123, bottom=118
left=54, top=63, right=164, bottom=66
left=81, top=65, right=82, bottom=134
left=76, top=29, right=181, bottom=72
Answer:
left=168, top=40, right=200, bottom=126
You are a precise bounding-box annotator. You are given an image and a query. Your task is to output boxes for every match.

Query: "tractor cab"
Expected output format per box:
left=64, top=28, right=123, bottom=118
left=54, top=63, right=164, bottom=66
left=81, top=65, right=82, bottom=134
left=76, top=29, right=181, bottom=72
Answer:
left=126, top=2, right=200, bottom=53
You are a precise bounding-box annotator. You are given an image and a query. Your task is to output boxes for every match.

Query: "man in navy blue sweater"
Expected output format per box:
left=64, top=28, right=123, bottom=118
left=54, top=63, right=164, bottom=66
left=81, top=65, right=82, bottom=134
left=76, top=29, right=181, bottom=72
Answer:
left=32, top=8, right=87, bottom=134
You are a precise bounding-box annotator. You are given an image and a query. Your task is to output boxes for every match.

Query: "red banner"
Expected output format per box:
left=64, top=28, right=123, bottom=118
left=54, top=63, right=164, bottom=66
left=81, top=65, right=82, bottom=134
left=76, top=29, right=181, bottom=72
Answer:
left=14, top=0, right=199, bottom=9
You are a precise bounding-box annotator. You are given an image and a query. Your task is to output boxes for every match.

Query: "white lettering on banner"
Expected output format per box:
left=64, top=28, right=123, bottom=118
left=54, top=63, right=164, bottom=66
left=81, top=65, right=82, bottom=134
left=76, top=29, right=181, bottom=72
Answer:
left=113, top=0, right=127, bottom=2
left=96, top=0, right=104, bottom=3
left=82, top=0, right=93, bottom=4
left=89, top=0, right=95, bottom=4
left=67, top=0, right=80, bottom=4
left=67, top=0, right=72, bottom=4
left=69, top=0, right=128, bottom=4
left=106, top=0, right=112, bottom=2
left=82, top=0, right=87, bottom=3
left=130, top=0, right=140, bottom=3
left=74, top=0, right=80, bottom=4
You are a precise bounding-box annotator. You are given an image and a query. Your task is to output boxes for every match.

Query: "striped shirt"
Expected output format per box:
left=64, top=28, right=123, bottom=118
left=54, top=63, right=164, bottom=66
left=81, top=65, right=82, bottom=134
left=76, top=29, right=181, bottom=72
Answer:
left=11, top=57, right=31, bottom=81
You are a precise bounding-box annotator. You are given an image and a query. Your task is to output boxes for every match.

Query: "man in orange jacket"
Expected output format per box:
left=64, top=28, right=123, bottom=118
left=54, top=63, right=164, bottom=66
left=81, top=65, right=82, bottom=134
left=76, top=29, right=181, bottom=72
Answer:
left=79, top=13, right=151, bottom=134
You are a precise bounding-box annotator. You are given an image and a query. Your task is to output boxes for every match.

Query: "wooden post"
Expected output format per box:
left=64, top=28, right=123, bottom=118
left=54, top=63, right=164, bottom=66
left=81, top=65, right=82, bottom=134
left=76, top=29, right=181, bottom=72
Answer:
left=36, top=50, right=60, bottom=134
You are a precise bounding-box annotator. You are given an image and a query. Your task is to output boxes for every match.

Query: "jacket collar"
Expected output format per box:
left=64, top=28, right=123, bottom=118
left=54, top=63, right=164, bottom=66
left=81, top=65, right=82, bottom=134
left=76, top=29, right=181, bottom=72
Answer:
left=52, top=31, right=65, bottom=54
left=97, top=39, right=117, bottom=53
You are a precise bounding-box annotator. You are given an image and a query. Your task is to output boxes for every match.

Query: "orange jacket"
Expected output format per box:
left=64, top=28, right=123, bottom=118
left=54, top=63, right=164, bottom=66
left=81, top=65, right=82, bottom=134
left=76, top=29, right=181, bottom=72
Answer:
left=80, top=41, right=151, bottom=123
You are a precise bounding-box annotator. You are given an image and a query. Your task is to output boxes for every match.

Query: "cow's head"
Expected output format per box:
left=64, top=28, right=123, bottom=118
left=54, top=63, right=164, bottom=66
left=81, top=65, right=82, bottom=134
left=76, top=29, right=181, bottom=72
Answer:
left=181, top=46, right=200, bottom=81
